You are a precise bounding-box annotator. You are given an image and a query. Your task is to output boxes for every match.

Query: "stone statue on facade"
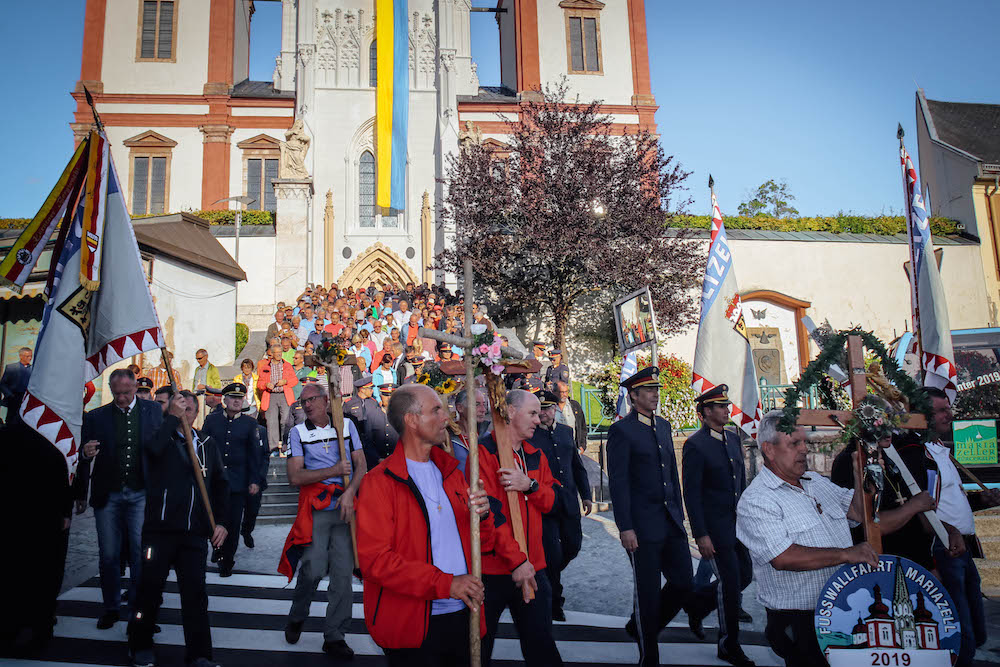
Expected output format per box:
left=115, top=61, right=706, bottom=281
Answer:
left=458, top=120, right=483, bottom=151
left=280, top=119, right=311, bottom=179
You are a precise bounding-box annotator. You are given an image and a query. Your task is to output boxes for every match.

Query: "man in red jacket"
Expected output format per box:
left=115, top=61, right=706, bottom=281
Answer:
left=475, top=389, right=563, bottom=666
left=356, top=384, right=492, bottom=665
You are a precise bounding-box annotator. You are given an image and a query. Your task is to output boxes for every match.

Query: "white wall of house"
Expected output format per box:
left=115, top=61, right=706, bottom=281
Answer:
left=216, top=234, right=277, bottom=328
left=149, top=256, right=237, bottom=385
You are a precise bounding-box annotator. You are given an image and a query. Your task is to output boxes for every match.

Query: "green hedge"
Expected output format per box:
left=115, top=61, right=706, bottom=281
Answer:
left=667, top=214, right=961, bottom=236
left=1, top=209, right=275, bottom=230
left=235, top=322, right=249, bottom=357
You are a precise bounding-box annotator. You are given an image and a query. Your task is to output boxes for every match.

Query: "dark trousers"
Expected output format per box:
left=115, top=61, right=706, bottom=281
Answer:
left=383, top=609, right=471, bottom=666
left=242, top=456, right=270, bottom=537
left=482, top=570, right=562, bottom=667
left=933, top=544, right=986, bottom=667
left=219, top=492, right=246, bottom=567
left=764, top=609, right=825, bottom=667
left=708, top=543, right=752, bottom=654
left=627, top=535, right=713, bottom=667
left=542, top=515, right=583, bottom=613
left=128, top=530, right=212, bottom=663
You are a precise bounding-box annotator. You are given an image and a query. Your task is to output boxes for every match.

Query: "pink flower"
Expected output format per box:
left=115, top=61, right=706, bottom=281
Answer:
left=479, top=344, right=490, bottom=355
left=874, top=418, right=883, bottom=426
left=491, top=364, right=505, bottom=375
left=489, top=342, right=502, bottom=357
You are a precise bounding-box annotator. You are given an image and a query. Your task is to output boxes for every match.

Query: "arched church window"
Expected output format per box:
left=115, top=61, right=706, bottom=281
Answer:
left=369, top=40, right=378, bottom=88
left=360, top=151, right=376, bottom=228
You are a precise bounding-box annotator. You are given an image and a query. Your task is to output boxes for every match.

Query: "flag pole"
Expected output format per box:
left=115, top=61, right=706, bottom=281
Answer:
left=464, top=257, right=482, bottom=667
left=162, top=347, right=217, bottom=531
left=898, top=125, right=926, bottom=385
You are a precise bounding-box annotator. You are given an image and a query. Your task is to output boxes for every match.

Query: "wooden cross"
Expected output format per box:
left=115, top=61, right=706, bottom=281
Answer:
left=415, top=259, right=539, bottom=667
left=794, top=334, right=947, bottom=551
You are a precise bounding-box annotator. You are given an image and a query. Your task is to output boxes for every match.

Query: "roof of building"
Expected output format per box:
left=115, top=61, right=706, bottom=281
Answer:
left=923, top=96, right=1000, bottom=164
left=231, top=79, right=295, bottom=99
left=457, top=86, right=520, bottom=104
left=132, top=213, right=247, bottom=282
left=666, top=228, right=978, bottom=245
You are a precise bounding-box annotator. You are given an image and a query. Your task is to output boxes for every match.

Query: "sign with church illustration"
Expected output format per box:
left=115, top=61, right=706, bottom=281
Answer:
left=613, top=286, right=658, bottom=355
left=952, top=419, right=998, bottom=466
left=815, top=555, right=960, bottom=666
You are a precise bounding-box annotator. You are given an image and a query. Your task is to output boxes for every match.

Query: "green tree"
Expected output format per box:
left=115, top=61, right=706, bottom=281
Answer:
left=738, top=179, right=799, bottom=218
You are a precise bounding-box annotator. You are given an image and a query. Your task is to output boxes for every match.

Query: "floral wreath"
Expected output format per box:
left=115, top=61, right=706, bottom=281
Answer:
left=314, top=337, right=349, bottom=366
left=416, top=362, right=459, bottom=395
left=778, top=328, right=930, bottom=436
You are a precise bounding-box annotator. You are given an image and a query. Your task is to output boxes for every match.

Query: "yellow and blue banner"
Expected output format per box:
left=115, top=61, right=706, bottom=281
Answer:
left=376, top=0, right=408, bottom=210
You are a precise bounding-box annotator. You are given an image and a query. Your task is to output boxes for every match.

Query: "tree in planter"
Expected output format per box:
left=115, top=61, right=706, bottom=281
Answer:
left=434, top=82, right=702, bottom=351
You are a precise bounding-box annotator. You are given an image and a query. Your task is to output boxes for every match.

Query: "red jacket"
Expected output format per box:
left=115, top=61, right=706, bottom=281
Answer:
left=257, top=359, right=297, bottom=412
left=357, top=444, right=495, bottom=649
left=473, top=433, right=557, bottom=575
left=277, top=481, right=342, bottom=581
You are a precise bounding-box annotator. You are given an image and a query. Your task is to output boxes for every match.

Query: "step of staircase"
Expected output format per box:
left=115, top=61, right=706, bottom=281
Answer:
left=975, top=512, right=1000, bottom=537
left=975, top=510, right=1000, bottom=593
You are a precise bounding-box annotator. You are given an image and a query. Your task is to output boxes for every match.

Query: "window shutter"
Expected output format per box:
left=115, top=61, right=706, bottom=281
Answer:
left=133, top=157, right=149, bottom=214
left=141, top=1, right=158, bottom=58
left=369, top=41, right=378, bottom=88
left=264, top=159, right=279, bottom=212
left=247, top=159, right=262, bottom=210
left=569, top=17, right=584, bottom=71
left=157, top=1, right=174, bottom=59
left=359, top=152, right=376, bottom=228
left=584, top=18, right=599, bottom=71
left=150, top=157, right=167, bottom=214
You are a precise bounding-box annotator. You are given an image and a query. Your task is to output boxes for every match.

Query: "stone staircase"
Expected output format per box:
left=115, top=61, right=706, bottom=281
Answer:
left=975, top=509, right=1000, bottom=593
left=257, top=457, right=298, bottom=525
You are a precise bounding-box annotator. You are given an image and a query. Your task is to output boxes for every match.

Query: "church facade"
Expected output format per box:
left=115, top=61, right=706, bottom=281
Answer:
left=71, top=0, right=657, bottom=325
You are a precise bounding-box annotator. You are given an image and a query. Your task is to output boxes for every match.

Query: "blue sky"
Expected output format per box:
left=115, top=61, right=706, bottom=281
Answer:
left=2, top=1, right=999, bottom=218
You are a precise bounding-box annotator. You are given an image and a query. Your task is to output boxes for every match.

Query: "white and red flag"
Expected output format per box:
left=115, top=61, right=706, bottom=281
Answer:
left=11, top=131, right=164, bottom=478
left=691, top=182, right=761, bottom=437
left=900, top=140, right=957, bottom=401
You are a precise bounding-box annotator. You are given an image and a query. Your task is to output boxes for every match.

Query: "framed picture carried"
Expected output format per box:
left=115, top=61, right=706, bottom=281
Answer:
left=613, top=286, right=658, bottom=356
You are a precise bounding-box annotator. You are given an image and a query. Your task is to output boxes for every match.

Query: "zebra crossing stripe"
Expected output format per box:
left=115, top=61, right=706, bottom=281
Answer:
left=34, top=573, right=784, bottom=666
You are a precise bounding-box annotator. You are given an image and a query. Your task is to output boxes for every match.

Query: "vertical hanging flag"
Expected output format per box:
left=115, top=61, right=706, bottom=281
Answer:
left=376, top=0, right=409, bottom=210
left=900, top=135, right=957, bottom=401
left=691, top=180, right=762, bottom=437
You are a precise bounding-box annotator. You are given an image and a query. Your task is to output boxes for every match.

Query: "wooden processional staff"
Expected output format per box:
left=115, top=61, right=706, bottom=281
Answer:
left=418, top=259, right=541, bottom=667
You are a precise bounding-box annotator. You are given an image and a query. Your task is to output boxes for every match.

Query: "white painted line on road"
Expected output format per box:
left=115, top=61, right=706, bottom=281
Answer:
left=52, top=616, right=781, bottom=665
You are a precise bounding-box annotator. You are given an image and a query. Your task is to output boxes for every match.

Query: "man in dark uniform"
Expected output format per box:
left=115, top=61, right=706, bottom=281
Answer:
left=682, top=385, right=755, bottom=667
left=201, top=383, right=266, bottom=576
left=136, top=377, right=154, bottom=401
left=530, top=391, right=593, bottom=621
left=544, top=349, right=570, bottom=389
left=127, top=391, right=229, bottom=667
left=345, top=374, right=399, bottom=469
left=607, top=366, right=713, bottom=667
left=241, top=420, right=270, bottom=548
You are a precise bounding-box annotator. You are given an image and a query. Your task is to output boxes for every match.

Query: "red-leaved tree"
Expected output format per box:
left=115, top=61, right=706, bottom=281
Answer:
left=435, top=83, right=702, bottom=351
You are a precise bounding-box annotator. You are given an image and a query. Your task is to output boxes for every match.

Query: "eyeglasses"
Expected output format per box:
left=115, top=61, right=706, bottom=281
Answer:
left=301, top=395, right=325, bottom=404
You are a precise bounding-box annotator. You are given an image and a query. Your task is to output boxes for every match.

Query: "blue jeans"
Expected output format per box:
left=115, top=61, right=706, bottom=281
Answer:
left=94, top=488, right=145, bottom=614
left=933, top=545, right=985, bottom=667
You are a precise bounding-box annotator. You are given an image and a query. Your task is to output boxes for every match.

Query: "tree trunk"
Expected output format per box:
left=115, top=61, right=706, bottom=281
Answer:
left=553, top=304, right=569, bottom=354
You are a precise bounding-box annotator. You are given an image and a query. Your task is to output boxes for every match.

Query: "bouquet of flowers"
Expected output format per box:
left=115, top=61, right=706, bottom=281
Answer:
left=416, top=362, right=459, bottom=395
left=314, top=336, right=349, bottom=366
left=469, top=324, right=505, bottom=375
left=835, top=395, right=904, bottom=447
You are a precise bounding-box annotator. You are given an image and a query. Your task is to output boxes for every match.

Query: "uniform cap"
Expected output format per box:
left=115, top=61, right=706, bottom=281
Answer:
left=695, top=384, right=730, bottom=406
left=621, top=366, right=662, bottom=390
left=136, top=377, right=154, bottom=390
left=221, top=382, right=247, bottom=398
left=354, top=374, right=374, bottom=389
left=549, top=349, right=562, bottom=356
left=539, top=390, right=558, bottom=407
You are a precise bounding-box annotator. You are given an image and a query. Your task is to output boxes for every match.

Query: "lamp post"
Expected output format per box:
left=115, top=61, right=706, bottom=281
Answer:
left=214, top=195, right=256, bottom=328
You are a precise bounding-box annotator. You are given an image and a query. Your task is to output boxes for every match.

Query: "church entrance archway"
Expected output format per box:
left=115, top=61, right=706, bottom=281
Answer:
left=337, top=242, right=419, bottom=290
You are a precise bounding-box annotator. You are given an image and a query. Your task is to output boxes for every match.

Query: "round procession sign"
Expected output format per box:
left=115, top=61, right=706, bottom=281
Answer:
left=815, top=555, right=961, bottom=667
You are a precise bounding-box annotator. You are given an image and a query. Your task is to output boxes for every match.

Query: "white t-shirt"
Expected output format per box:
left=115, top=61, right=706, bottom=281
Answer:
left=926, top=441, right=976, bottom=535
left=405, top=457, right=467, bottom=615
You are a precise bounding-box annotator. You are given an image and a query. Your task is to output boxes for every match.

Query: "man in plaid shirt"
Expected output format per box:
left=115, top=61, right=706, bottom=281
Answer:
left=736, top=410, right=878, bottom=667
